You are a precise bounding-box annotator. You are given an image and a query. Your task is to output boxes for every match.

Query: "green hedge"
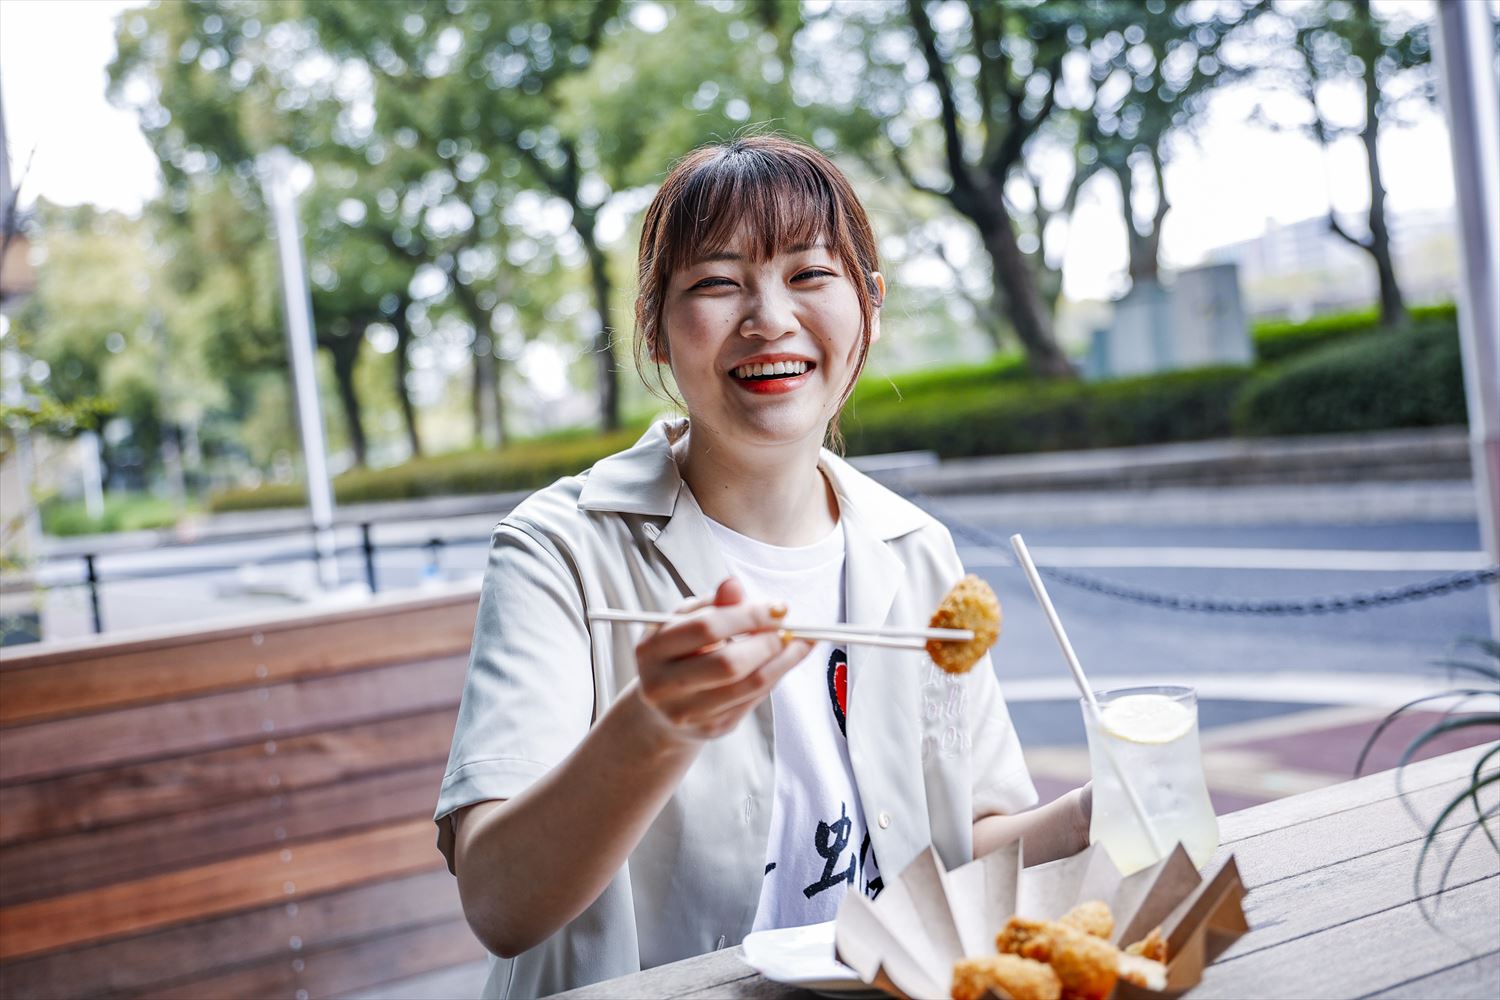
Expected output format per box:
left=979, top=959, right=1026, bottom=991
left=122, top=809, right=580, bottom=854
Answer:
left=849, top=352, right=1028, bottom=407
left=843, top=366, right=1252, bottom=459
left=1251, top=302, right=1457, bottom=364
left=1233, top=321, right=1467, bottom=437
left=210, top=304, right=1464, bottom=515
left=210, top=426, right=648, bottom=513
left=41, top=494, right=188, bottom=537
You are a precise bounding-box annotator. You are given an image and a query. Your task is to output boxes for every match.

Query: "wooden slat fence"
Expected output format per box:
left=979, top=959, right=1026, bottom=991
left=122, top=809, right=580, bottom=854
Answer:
left=0, top=584, right=488, bottom=999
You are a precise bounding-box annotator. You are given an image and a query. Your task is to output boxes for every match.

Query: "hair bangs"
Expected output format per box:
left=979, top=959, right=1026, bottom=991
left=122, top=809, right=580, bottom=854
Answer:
left=662, top=148, right=839, bottom=276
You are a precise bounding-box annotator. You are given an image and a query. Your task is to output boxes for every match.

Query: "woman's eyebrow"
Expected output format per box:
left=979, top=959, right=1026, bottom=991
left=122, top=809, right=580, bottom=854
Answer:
left=689, top=242, right=826, bottom=266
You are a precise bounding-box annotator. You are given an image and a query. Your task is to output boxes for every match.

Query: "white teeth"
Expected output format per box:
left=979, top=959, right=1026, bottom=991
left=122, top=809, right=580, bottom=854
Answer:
left=733, top=360, right=809, bottom=378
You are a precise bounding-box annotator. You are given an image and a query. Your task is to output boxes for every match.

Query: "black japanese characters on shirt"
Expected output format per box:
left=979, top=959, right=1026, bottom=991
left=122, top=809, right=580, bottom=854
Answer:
left=803, top=801, right=855, bottom=898
left=800, top=801, right=883, bottom=901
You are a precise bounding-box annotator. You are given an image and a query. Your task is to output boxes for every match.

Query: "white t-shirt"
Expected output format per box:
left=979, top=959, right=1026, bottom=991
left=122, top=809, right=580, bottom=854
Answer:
left=704, top=516, right=883, bottom=931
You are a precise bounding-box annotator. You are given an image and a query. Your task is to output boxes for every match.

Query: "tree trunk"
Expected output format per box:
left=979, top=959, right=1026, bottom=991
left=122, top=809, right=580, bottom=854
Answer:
left=472, top=348, right=501, bottom=449
left=390, top=306, right=422, bottom=459
left=450, top=277, right=504, bottom=448
left=1360, top=64, right=1406, bottom=327
left=579, top=230, right=621, bottom=430
left=326, top=336, right=368, bottom=469
left=1116, top=159, right=1166, bottom=287
left=974, top=191, right=1075, bottom=377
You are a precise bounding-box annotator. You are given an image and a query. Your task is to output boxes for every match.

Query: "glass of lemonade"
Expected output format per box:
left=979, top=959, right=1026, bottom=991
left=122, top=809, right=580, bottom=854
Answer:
left=1081, top=685, right=1220, bottom=875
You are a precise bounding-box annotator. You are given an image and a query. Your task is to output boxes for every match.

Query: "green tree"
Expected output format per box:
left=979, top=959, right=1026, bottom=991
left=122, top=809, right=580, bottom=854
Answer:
left=1065, top=0, right=1262, bottom=288
left=312, top=0, right=630, bottom=429
left=805, top=0, right=1132, bottom=377
left=110, top=0, right=437, bottom=461
left=1252, top=0, right=1433, bottom=327
left=9, top=202, right=224, bottom=492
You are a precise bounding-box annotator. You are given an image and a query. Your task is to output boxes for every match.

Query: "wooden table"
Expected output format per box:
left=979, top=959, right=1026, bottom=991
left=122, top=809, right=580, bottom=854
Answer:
left=553, top=744, right=1500, bottom=999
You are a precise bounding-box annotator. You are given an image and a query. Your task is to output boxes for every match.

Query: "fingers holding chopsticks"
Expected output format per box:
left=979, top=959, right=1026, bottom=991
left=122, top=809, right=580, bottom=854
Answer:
left=632, top=578, right=811, bottom=742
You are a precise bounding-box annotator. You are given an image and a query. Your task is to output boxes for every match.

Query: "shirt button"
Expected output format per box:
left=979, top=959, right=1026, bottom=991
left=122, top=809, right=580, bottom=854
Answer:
left=878, top=812, right=891, bottom=829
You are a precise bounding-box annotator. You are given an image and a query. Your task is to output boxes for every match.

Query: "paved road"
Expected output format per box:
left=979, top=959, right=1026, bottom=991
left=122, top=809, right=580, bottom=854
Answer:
left=17, top=486, right=1495, bottom=688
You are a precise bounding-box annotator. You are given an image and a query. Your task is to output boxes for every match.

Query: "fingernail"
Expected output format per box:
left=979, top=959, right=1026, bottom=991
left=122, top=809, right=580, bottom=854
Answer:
left=769, top=603, right=788, bottom=620
left=779, top=629, right=793, bottom=646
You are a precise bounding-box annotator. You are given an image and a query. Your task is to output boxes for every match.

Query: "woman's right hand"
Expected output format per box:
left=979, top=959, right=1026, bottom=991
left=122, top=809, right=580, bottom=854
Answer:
left=632, top=577, right=813, bottom=743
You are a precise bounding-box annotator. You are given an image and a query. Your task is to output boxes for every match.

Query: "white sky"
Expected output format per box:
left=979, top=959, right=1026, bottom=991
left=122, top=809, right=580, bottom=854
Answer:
left=0, top=0, right=1460, bottom=302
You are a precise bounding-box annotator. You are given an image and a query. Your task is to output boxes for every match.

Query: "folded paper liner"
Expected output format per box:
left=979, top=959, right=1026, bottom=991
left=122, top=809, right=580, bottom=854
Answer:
left=835, top=841, right=1247, bottom=1000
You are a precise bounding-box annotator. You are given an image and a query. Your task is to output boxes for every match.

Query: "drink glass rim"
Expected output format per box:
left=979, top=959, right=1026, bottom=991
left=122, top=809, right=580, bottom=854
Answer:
left=1080, top=684, right=1198, bottom=708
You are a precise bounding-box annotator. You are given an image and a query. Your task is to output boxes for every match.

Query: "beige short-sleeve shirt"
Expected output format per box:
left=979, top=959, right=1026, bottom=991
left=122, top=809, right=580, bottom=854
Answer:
left=435, top=420, right=1037, bottom=998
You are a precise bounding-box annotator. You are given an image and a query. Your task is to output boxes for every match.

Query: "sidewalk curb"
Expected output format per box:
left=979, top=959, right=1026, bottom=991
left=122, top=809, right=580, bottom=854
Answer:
left=886, top=426, right=1471, bottom=496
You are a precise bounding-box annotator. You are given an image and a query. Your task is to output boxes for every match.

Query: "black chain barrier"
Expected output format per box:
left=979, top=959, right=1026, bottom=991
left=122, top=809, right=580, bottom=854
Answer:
left=901, top=488, right=1500, bottom=616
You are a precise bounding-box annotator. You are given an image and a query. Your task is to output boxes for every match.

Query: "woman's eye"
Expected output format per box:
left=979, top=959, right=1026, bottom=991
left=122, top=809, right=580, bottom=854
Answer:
left=692, top=277, right=734, bottom=289
left=794, top=269, right=835, bottom=282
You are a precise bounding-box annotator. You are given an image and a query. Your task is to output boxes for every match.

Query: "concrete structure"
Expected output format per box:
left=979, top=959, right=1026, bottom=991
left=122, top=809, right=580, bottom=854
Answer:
left=1207, top=209, right=1462, bottom=322
left=1086, top=265, right=1252, bottom=379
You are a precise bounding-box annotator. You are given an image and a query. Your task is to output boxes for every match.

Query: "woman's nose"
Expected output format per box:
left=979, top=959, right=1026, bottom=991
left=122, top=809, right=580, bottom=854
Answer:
left=739, top=286, right=797, bottom=340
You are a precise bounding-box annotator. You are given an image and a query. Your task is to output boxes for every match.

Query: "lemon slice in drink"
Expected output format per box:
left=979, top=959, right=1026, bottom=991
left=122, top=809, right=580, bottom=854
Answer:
left=1100, top=694, right=1194, bottom=744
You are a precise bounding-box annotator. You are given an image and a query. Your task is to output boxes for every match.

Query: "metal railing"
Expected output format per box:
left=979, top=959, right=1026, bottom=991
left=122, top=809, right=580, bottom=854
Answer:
left=13, top=520, right=497, bottom=635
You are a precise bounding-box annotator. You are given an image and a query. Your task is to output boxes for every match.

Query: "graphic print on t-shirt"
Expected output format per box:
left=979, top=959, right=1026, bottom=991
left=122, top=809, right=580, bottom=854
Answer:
left=803, top=801, right=855, bottom=898
left=705, top=515, right=881, bottom=929
left=826, top=647, right=849, bottom=736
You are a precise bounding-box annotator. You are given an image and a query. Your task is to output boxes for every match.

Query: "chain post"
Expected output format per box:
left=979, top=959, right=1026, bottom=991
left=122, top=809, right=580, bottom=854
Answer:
left=83, top=554, right=103, bottom=634
left=904, top=488, right=1500, bottom=617
left=360, top=523, right=378, bottom=593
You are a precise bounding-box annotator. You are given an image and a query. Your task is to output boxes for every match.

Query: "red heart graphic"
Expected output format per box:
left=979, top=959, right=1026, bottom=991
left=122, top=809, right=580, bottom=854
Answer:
left=827, top=648, right=849, bottom=736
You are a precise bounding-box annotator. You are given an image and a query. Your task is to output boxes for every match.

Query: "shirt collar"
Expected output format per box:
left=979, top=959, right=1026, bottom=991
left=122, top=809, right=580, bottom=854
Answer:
left=577, top=417, right=931, bottom=542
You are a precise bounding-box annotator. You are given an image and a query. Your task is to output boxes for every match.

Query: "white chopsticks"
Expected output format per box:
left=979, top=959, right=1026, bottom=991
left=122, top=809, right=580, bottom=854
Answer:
left=586, top=608, right=972, bottom=652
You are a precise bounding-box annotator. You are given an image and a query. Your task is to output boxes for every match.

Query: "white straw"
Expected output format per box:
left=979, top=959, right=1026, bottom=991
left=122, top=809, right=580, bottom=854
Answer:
left=1009, top=533, right=1168, bottom=860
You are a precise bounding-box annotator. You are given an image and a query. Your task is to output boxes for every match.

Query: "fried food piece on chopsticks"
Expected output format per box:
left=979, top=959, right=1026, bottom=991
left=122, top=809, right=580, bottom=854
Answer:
left=1059, top=900, right=1113, bottom=939
left=1124, top=926, right=1167, bottom=963
left=952, top=954, right=1061, bottom=1000
left=996, top=918, right=1119, bottom=1000
left=927, top=574, right=1002, bottom=674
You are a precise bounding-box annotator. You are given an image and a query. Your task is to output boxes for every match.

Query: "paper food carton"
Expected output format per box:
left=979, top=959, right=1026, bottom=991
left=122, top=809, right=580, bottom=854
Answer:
left=835, top=841, right=1247, bottom=1000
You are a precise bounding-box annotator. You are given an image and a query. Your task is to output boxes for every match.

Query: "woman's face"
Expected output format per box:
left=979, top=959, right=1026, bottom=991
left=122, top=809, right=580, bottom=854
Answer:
left=660, top=228, right=882, bottom=450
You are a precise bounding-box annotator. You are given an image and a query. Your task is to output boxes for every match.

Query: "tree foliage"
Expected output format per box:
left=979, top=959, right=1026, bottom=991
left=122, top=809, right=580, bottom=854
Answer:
left=1244, top=0, right=1435, bottom=326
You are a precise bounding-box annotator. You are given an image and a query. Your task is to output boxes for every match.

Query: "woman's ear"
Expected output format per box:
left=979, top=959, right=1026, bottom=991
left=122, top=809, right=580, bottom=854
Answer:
left=649, top=327, right=670, bottom=364
left=869, top=272, right=886, bottom=346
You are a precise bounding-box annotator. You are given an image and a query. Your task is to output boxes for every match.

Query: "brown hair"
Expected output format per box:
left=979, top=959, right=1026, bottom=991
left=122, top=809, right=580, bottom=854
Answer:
left=632, top=134, right=882, bottom=449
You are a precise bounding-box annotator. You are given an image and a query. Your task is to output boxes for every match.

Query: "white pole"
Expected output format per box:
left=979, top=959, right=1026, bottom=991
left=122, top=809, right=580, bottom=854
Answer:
left=1432, top=2, right=1500, bottom=640
left=80, top=430, right=104, bottom=521
left=257, top=148, right=339, bottom=590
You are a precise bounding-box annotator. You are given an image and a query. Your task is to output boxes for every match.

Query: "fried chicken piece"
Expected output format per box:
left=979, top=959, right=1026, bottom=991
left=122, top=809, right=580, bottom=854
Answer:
left=952, top=954, right=1062, bottom=1000
left=1116, top=953, right=1168, bottom=992
left=996, top=918, right=1119, bottom=1000
left=995, top=916, right=1057, bottom=962
left=928, top=574, right=1002, bottom=675
left=1059, top=900, right=1113, bottom=939
left=1124, top=926, right=1167, bottom=963
left=1046, top=927, right=1120, bottom=1000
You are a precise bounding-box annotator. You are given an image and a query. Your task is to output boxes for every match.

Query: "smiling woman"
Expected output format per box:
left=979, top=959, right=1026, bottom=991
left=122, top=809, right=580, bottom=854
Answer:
left=633, top=136, right=883, bottom=453
left=434, top=135, right=1090, bottom=999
